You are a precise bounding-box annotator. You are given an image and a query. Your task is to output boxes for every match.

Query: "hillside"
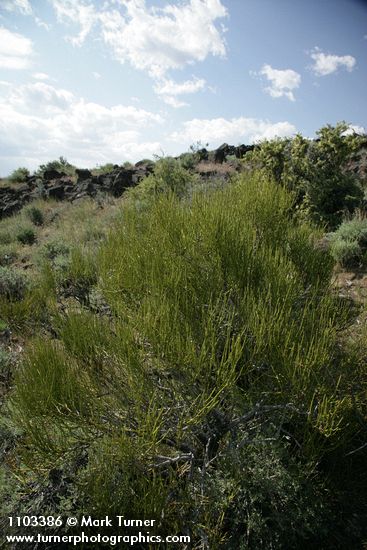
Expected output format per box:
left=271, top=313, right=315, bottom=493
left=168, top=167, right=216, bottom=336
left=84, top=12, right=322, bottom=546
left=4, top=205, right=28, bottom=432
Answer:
left=0, top=124, right=367, bottom=549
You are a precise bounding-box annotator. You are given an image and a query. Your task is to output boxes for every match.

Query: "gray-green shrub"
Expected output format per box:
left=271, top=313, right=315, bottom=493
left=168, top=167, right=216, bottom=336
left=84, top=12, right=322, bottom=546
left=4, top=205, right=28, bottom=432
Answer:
left=329, top=216, right=367, bottom=267
left=0, top=267, right=28, bottom=300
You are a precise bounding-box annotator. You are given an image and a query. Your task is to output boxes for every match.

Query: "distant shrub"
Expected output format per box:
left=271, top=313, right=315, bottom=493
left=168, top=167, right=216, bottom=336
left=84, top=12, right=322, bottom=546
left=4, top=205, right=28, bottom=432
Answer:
left=329, top=216, right=367, bottom=267
left=35, top=156, right=76, bottom=178
left=41, top=240, right=70, bottom=261
left=25, top=206, right=44, bottom=226
left=8, top=167, right=30, bottom=184
left=178, top=152, right=196, bottom=170
left=247, top=122, right=364, bottom=228
left=0, top=245, right=17, bottom=266
left=52, top=254, right=71, bottom=274
left=93, top=163, right=115, bottom=175
left=0, top=267, right=28, bottom=300
left=16, top=227, right=36, bottom=246
left=127, top=157, right=199, bottom=206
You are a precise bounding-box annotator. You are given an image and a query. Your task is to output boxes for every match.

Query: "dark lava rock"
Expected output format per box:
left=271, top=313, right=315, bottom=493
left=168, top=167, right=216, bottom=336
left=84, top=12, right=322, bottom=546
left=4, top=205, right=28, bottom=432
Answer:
left=76, top=180, right=96, bottom=195
left=214, top=143, right=236, bottom=163
left=111, top=169, right=134, bottom=196
left=43, top=168, right=63, bottom=181
left=235, top=144, right=254, bottom=158
left=75, top=168, right=92, bottom=182
left=2, top=200, right=23, bottom=217
left=47, top=185, right=65, bottom=200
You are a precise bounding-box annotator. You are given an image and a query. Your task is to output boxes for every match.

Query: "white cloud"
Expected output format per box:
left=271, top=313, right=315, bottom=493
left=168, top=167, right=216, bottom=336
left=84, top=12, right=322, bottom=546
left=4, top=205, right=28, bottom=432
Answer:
left=170, top=117, right=296, bottom=145
left=34, top=17, right=51, bottom=31
left=50, top=0, right=227, bottom=78
left=8, top=82, right=75, bottom=113
left=258, top=64, right=301, bottom=102
left=154, top=77, right=206, bottom=96
left=0, top=81, right=164, bottom=172
left=153, top=76, right=205, bottom=108
left=1, top=0, right=32, bottom=15
left=92, top=71, right=101, bottom=79
left=32, top=72, right=50, bottom=81
left=160, top=95, right=188, bottom=108
left=309, top=47, right=356, bottom=76
left=0, top=27, right=33, bottom=69
left=343, top=124, right=366, bottom=136
left=52, top=0, right=97, bottom=47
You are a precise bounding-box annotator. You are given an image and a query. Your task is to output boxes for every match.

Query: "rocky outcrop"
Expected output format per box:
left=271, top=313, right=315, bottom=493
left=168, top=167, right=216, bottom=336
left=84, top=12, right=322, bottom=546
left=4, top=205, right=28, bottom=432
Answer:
left=0, top=145, right=256, bottom=220
left=0, top=162, right=154, bottom=220
left=213, top=143, right=254, bottom=163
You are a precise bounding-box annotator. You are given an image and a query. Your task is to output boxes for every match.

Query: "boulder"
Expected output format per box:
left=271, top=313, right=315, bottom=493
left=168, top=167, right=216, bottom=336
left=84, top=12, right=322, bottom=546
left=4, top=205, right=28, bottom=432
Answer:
left=111, top=169, right=134, bottom=196
left=235, top=144, right=254, bottom=159
left=135, top=160, right=154, bottom=170
left=75, top=180, right=96, bottom=195
left=1, top=199, right=23, bottom=218
left=43, top=169, right=63, bottom=181
left=75, top=168, right=92, bottom=182
left=47, top=185, right=65, bottom=200
left=214, top=143, right=232, bottom=163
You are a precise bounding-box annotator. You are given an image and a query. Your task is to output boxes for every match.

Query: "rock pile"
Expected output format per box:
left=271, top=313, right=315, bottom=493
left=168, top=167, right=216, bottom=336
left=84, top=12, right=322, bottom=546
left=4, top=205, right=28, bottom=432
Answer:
left=0, top=143, right=257, bottom=220
left=0, top=162, right=154, bottom=220
left=213, top=143, right=254, bottom=163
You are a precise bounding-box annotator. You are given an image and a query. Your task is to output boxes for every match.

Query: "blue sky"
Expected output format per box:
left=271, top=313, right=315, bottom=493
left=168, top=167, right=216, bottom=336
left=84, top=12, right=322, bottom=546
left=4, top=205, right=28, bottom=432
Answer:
left=0, top=0, right=366, bottom=176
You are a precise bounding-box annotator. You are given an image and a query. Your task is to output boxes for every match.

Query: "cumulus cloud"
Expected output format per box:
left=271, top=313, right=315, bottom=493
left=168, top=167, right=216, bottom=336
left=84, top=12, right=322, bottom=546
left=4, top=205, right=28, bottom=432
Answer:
left=0, top=27, right=33, bottom=69
left=258, top=64, right=301, bottom=101
left=170, top=117, right=296, bottom=145
left=343, top=124, right=366, bottom=136
left=160, top=96, right=188, bottom=108
left=0, top=81, right=164, bottom=172
left=32, top=72, right=51, bottom=81
left=1, top=0, right=32, bottom=15
left=8, top=82, right=75, bottom=113
left=153, top=76, right=205, bottom=108
left=51, top=0, right=97, bottom=46
left=154, top=77, right=206, bottom=96
left=309, top=47, right=356, bottom=76
left=50, top=0, right=227, bottom=78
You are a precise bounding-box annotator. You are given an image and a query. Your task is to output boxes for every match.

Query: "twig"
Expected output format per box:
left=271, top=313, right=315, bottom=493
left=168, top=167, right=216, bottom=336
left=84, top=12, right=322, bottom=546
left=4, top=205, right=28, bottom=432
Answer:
left=231, top=402, right=306, bottom=429
left=345, top=441, right=367, bottom=457
left=152, top=452, right=194, bottom=468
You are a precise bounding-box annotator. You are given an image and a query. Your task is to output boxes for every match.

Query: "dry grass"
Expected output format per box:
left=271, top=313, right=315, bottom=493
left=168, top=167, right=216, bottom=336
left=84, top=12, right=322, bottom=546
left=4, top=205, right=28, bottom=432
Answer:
left=195, top=160, right=239, bottom=176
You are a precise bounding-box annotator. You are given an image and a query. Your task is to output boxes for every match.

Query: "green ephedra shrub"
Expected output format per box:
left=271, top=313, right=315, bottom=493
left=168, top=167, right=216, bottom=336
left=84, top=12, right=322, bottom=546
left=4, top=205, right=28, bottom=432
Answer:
left=4, top=172, right=367, bottom=548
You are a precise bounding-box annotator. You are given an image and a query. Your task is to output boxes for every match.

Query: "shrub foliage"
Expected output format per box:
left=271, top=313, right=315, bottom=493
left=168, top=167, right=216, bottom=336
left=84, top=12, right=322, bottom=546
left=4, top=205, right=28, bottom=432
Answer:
left=247, top=122, right=364, bottom=228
